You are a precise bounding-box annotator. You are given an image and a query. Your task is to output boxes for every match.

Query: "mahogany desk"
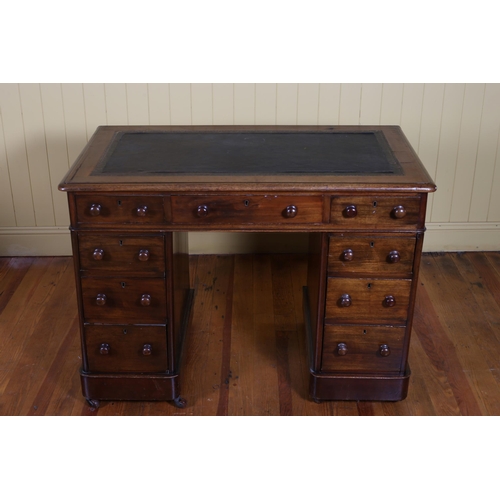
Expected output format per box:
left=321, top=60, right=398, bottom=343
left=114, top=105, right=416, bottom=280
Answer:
left=59, top=125, right=436, bottom=408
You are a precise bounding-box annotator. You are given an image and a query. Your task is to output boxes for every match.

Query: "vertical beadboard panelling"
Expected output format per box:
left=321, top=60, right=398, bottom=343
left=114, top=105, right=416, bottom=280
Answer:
left=487, top=130, right=500, bottom=221
left=359, top=84, right=383, bottom=125
left=255, top=84, right=277, bottom=125
left=126, top=84, right=149, bottom=125
left=170, top=84, right=192, bottom=125
left=213, top=84, right=234, bottom=125
left=276, top=83, right=298, bottom=125
left=0, top=83, right=35, bottom=226
left=297, top=84, right=320, bottom=125
left=431, top=84, right=466, bottom=222
left=61, top=84, right=88, bottom=165
left=19, top=84, right=55, bottom=227
left=380, top=84, right=403, bottom=125
left=40, top=83, right=70, bottom=226
left=83, top=83, right=107, bottom=138
left=191, top=83, right=213, bottom=125
left=339, top=84, right=362, bottom=124
left=0, top=99, right=16, bottom=226
left=104, top=84, right=128, bottom=125
left=234, top=84, right=255, bottom=125
left=318, top=83, right=341, bottom=125
left=400, top=84, right=425, bottom=149
left=148, top=84, right=171, bottom=125
left=450, top=84, right=485, bottom=222
left=417, top=84, right=445, bottom=218
left=469, top=84, right=500, bottom=221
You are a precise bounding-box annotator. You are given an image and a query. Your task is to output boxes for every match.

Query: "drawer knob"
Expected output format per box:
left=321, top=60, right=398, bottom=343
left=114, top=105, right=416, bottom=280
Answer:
left=392, top=205, right=407, bottom=219
left=138, top=249, right=150, bottom=261
left=379, top=344, right=391, bottom=357
left=142, top=344, right=152, bottom=356
left=96, top=293, right=107, bottom=306
left=344, top=205, right=357, bottom=218
left=197, top=204, right=209, bottom=217
left=89, top=203, right=102, bottom=216
left=339, top=294, right=352, bottom=307
left=99, top=343, right=110, bottom=355
left=337, top=343, right=348, bottom=356
left=136, top=205, right=148, bottom=217
left=140, top=294, right=151, bottom=306
left=284, top=205, right=298, bottom=218
left=388, top=250, right=400, bottom=263
left=93, top=248, right=104, bottom=260
left=342, top=249, right=354, bottom=261
left=384, top=295, right=396, bottom=307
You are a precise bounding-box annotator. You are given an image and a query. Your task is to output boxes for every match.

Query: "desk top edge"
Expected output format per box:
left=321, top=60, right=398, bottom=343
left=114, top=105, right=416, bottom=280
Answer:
left=59, top=125, right=437, bottom=193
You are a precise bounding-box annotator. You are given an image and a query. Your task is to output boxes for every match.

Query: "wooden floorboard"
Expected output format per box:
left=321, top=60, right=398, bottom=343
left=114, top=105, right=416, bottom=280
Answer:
left=1, top=252, right=500, bottom=416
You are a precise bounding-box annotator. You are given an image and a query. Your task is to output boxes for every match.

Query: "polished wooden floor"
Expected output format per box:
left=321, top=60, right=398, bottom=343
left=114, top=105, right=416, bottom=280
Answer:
left=1, top=252, right=500, bottom=416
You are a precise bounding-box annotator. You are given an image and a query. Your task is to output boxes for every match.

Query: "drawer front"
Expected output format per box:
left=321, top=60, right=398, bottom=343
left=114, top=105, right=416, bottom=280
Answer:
left=85, top=325, right=168, bottom=373
left=325, top=277, right=412, bottom=324
left=81, top=277, right=167, bottom=323
left=79, top=234, right=165, bottom=275
left=330, top=195, right=421, bottom=229
left=75, top=195, right=165, bottom=225
left=328, top=235, right=416, bottom=275
left=322, top=325, right=405, bottom=372
left=170, top=195, right=323, bottom=225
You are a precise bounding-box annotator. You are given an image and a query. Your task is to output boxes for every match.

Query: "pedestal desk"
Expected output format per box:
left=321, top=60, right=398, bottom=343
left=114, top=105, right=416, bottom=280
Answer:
left=59, top=125, right=436, bottom=408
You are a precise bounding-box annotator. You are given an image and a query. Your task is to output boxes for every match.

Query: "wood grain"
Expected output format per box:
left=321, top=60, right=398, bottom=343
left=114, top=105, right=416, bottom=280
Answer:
left=1, top=251, right=500, bottom=415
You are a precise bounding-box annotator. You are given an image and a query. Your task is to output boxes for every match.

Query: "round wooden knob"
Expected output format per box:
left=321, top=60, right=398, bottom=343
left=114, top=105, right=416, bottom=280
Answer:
left=339, top=294, right=352, bottom=307
left=96, top=293, right=107, bottom=306
left=197, top=204, right=209, bottom=217
left=142, top=344, right=152, bottom=356
left=337, top=343, right=348, bottom=356
left=140, top=294, right=151, bottom=306
left=136, top=205, right=148, bottom=217
left=284, top=205, right=298, bottom=218
left=89, top=203, right=101, bottom=216
left=384, top=295, right=396, bottom=307
left=93, top=248, right=104, bottom=260
left=388, top=250, right=400, bottom=263
left=342, top=249, right=354, bottom=261
left=379, top=344, right=391, bottom=357
left=344, top=205, right=357, bottom=218
left=392, top=205, right=407, bottom=219
left=138, top=249, right=150, bottom=261
left=99, top=343, right=110, bottom=355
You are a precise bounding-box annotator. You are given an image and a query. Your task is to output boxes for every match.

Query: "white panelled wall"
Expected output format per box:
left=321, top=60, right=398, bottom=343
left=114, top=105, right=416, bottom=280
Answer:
left=0, top=83, right=499, bottom=256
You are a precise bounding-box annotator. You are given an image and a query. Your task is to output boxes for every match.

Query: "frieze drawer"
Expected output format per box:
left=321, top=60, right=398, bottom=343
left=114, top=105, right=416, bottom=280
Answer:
left=330, top=195, right=421, bottom=229
left=74, top=194, right=166, bottom=225
left=170, top=194, right=324, bottom=225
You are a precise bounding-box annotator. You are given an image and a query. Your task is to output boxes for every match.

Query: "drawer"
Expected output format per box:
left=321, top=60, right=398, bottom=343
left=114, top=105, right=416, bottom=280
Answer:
left=330, top=195, right=421, bottom=229
left=85, top=325, right=168, bottom=373
left=322, top=325, right=405, bottom=373
left=81, top=277, right=167, bottom=324
left=328, top=234, right=416, bottom=275
left=78, top=234, right=165, bottom=275
left=325, top=277, right=412, bottom=325
left=74, top=194, right=166, bottom=225
left=170, top=194, right=323, bottom=225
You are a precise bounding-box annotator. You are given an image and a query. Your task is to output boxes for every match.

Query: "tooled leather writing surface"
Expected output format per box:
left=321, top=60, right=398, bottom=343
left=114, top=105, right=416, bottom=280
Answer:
left=94, top=131, right=402, bottom=176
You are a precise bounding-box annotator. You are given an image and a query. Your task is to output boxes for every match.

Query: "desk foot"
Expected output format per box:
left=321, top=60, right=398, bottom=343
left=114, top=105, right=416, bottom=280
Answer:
left=86, top=398, right=100, bottom=409
left=173, top=396, right=187, bottom=408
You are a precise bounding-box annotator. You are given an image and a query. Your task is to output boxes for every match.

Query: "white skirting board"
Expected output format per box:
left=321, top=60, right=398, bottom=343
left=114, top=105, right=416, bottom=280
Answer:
left=0, top=223, right=499, bottom=256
